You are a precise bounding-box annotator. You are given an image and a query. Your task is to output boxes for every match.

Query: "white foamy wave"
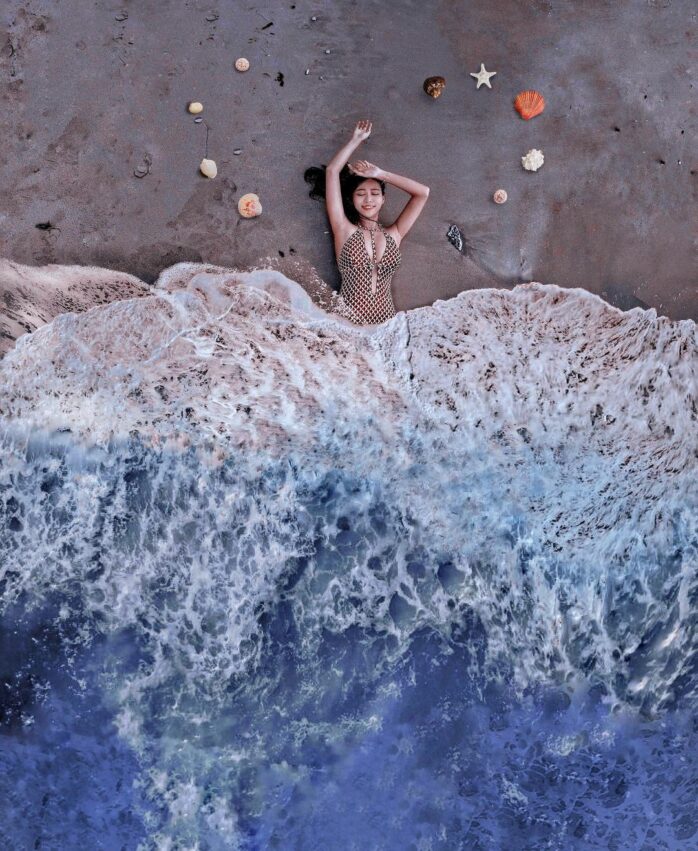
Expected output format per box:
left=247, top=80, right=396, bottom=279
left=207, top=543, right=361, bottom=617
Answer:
left=0, top=261, right=696, bottom=720
left=0, top=257, right=150, bottom=358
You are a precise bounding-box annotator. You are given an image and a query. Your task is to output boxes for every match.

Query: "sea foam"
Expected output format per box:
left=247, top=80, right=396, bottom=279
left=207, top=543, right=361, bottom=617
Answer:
left=0, top=261, right=696, bottom=848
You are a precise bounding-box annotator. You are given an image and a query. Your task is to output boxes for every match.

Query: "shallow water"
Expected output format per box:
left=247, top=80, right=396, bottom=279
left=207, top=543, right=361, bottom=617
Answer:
left=0, top=263, right=696, bottom=849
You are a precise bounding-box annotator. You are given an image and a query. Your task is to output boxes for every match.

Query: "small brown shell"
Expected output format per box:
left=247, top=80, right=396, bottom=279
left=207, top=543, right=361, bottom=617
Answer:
left=238, top=193, right=262, bottom=218
left=514, top=90, right=545, bottom=120
left=493, top=189, right=508, bottom=204
left=423, top=76, right=446, bottom=98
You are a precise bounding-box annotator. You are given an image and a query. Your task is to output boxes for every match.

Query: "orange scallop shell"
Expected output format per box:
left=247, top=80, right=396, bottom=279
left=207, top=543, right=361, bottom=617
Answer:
left=514, top=90, right=545, bottom=120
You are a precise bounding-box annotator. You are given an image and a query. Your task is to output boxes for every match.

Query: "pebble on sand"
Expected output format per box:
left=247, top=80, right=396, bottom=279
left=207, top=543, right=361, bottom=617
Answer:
left=188, top=102, right=203, bottom=114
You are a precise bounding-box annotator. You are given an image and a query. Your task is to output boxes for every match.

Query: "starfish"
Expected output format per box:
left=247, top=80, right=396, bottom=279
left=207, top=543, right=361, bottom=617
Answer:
left=470, top=63, right=497, bottom=89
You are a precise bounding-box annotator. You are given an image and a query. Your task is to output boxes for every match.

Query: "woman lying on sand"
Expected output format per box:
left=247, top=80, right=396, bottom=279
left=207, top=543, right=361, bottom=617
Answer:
left=306, top=120, right=430, bottom=325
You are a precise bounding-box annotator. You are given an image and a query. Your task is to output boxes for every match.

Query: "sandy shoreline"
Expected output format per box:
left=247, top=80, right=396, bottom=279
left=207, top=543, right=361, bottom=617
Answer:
left=0, top=0, right=695, bottom=326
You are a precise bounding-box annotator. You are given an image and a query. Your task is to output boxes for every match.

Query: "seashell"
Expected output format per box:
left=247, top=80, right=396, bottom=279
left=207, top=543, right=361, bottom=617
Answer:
left=187, top=101, right=203, bottom=114
left=514, top=90, right=545, bottom=120
left=199, top=158, right=217, bottom=178
left=446, top=224, right=464, bottom=253
left=238, top=193, right=262, bottom=218
left=235, top=57, right=250, bottom=72
left=493, top=189, right=508, bottom=204
left=193, top=116, right=203, bottom=123
left=423, top=76, right=446, bottom=98
left=521, top=149, right=544, bottom=172
left=133, top=153, right=152, bottom=179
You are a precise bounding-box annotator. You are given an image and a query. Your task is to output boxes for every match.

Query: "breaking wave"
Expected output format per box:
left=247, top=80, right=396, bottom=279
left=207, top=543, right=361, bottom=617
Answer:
left=0, top=262, right=696, bottom=848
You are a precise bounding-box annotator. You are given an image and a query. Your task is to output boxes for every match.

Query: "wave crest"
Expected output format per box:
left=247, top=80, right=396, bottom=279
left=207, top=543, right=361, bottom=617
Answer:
left=0, top=261, right=695, bottom=717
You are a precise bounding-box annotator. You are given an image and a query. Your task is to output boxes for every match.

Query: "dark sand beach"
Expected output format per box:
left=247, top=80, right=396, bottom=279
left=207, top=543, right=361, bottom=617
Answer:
left=0, top=0, right=696, bottom=326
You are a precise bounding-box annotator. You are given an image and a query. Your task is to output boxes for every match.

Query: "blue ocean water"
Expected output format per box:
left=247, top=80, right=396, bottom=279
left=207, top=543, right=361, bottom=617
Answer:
left=0, top=263, right=696, bottom=849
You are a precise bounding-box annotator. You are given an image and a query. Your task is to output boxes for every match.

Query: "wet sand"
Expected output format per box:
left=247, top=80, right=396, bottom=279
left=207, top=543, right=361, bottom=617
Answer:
left=0, top=0, right=696, bottom=322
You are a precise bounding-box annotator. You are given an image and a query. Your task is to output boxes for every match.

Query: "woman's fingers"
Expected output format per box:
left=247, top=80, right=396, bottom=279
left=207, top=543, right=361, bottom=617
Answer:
left=348, top=159, right=374, bottom=174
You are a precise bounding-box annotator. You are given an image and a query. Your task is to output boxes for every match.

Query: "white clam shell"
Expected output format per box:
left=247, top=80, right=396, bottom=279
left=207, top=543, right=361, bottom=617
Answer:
left=235, top=57, right=250, bottom=72
left=521, top=149, right=544, bottom=172
left=200, top=158, right=217, bottom=178
left=187, top=101, right=203, bottom=114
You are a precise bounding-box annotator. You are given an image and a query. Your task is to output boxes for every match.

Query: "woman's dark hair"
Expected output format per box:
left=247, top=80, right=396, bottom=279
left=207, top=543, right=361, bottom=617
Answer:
left=304, top=164, right=386, bottom=225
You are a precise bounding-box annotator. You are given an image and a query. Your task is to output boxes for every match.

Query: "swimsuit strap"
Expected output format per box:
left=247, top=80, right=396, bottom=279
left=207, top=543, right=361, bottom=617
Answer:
left=339, top=223, right=395, bottom=263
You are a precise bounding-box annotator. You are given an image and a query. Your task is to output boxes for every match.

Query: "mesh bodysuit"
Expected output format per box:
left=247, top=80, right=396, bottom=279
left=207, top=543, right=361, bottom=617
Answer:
left=337, top=225, right=401, bottom=325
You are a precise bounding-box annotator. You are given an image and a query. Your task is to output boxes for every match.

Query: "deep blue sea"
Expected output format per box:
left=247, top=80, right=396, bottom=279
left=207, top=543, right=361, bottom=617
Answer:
left=1, top=263, right=696, bottom=849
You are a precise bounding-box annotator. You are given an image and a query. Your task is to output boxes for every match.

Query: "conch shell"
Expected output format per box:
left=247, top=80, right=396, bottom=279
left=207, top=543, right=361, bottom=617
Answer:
left=521, top=149, right=544, bottom=172
left=514, top=90, right=545, bottom=120
left=199, top=158, right=217, bottom=178
left=423, top=76, right=446, bottom=98
left=235, top=57, right=250, bottom=72
left=238, top=192, right=262, bottom=218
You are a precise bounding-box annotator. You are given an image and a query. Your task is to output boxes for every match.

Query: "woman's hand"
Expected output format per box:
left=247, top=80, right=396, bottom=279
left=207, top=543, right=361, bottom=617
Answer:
left=348, top=159, right=383, bottom=179
left=351, top=119, right=372, bottom=142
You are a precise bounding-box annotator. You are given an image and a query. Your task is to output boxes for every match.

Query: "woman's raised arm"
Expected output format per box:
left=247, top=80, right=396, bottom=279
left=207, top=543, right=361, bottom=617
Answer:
left=380, top=169, right=430, bottom=241
left=348, top=158, right=430, bottom=241
left=324, top=120, right=372, bottom=235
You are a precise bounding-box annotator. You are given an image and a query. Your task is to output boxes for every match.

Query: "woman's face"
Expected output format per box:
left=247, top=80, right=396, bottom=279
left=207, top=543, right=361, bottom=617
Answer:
left=352, top=179, right=385, bottom=218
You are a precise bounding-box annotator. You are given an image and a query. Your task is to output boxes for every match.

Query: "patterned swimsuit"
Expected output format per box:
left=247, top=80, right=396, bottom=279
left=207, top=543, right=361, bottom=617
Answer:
left=337, top=225, right=401, bottom=325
